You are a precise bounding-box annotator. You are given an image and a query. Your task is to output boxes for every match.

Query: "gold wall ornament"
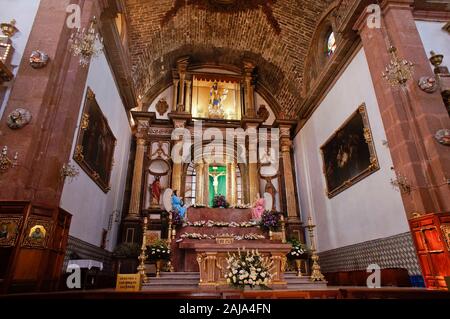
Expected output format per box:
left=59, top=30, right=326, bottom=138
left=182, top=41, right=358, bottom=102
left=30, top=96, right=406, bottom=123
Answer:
left=0, top=35, right=12, bottom=64
left=69, top=16, right=103, bottom=67
left=29, top=50, right=49, bottom=69
left=382, top=46, right=415, bottom=87
left=0, top=146, right=18, bottom=173
left=6, top=108, right=32, bottom=129
left=74, top=145, right=84, bottom=162
left=155, top=98, right=169, bottom=116
left=0, top=19, right=18, bottom=37
left=80, top=113, right=90, bottom=130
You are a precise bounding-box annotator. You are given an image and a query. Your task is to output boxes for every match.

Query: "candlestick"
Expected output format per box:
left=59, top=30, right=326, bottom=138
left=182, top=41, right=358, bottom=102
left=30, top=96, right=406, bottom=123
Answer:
left=306, top=215, right=325, bottom=282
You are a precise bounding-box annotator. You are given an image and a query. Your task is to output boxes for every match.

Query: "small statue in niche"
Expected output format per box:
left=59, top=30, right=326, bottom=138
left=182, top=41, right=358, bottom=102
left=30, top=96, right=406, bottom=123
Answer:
left=150, top=176, right=162, bottom=207
left=29, top=50, right=49, bottom=69
left=418, top=76, right=438, bottom=93
left=7, top=108, right=32, bottom=129
left=257, top=105, right=270, bottom=122
left=251, top=193, right=265, bottom=221
left=264, top=177, right=277, bottom=211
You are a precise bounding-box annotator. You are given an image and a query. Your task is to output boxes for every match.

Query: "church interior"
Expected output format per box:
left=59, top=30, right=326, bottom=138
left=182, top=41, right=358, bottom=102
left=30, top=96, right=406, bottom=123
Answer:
left=0, top=0, right=449, bottom=299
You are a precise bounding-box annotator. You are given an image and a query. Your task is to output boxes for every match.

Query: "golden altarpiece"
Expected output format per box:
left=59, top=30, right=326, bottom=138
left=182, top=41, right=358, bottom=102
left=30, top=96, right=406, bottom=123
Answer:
left=120, top=57, right=308, bottom=287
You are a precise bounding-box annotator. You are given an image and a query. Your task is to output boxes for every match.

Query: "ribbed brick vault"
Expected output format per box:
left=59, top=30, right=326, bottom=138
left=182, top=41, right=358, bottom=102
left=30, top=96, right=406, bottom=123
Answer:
left=125, top=0, right=333, bottom=116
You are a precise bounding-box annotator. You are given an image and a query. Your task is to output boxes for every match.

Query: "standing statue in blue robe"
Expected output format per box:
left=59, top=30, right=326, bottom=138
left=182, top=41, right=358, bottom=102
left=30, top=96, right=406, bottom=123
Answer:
left=171, top=190, right=186, bottom=218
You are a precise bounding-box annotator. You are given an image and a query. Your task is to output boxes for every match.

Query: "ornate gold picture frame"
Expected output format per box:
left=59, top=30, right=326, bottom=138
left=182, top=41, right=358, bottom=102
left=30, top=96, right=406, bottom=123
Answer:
left=73, top=87, right=116, bottom=193
left=21, top=218, right=53, bottom=249
left=441, top=224, right=450, bottom=251
left=0, top=215, right=22, bottom=247
left=320, top=103, right=380, bottom=198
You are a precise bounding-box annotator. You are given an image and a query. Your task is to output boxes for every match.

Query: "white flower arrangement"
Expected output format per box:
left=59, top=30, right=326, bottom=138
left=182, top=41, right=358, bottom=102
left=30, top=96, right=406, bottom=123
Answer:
left=287, top=243, right=308, bottom=259
left=183, top=220, right=259, bottom=228
left=225, top=249, right=274, bottom=289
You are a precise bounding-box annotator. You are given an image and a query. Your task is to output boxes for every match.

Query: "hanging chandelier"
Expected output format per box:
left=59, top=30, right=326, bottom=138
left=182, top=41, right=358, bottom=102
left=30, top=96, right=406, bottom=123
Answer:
left=382, top=46, right=414, bottom=87
left=69, top=16, right=103, bottom=67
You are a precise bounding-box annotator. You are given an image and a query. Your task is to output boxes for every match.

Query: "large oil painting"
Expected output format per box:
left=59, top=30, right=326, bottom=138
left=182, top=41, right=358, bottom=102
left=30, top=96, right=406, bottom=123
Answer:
left=321, top=103, right=379, bottom=198
left=73, top=87, right=116, bottom=193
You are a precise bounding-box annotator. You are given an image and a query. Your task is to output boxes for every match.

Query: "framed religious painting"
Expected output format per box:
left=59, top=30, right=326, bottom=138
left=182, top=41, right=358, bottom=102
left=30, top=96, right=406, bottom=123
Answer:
left=21, top=218, right=53, bottom=249
left=73, top=87, right=116, bottom=193
left=320, top=103, right=379, bottom=198
left=0, top=216, right=22, bottom=247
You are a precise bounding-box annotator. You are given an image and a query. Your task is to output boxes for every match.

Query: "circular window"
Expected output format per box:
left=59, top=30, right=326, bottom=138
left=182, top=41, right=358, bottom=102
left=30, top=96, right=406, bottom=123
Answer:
left=326, top=32, right=337, bottom=57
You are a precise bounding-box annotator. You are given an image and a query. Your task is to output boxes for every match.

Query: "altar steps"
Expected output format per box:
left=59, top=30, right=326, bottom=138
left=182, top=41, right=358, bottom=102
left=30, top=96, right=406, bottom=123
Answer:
left=141, top=272, right=328, bottom=291
left=142, top=272, right=200, bottom=291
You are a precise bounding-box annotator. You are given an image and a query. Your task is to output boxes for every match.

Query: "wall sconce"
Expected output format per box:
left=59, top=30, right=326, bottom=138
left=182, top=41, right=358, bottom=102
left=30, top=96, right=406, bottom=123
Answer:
left=0, top=146, right=18, bottom=173
left=390, top=167, right=411, bottom=194
left=0, top=19, right=18, bottom=38
left=382, top=46, right=415, bottom=88
left=60, top=162, right=79, bottom=183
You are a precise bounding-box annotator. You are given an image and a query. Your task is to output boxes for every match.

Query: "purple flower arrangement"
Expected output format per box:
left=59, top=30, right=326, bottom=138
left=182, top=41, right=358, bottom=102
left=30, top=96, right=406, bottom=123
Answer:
left=260, top=211, right=281, bottom=231
left=172, top=210, right=184, bottom=228
left=213, top=195, right=229, bottom=208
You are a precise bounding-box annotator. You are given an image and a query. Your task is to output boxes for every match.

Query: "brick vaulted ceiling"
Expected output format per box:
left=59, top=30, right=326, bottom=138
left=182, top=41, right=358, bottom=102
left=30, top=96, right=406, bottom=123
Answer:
left=125, top=0, right=333, bottom=116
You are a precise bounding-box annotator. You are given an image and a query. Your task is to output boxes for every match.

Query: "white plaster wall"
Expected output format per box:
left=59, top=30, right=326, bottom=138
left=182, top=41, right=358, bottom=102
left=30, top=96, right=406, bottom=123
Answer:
left=416, top=21, right=450, bottom=67
left=60, top=48, right=131, bottom=252
left=293, top=48, right=409, bottom=253
left=0, top=0, right=41, bottom=118
left=255, top=93, right=275, bottom=125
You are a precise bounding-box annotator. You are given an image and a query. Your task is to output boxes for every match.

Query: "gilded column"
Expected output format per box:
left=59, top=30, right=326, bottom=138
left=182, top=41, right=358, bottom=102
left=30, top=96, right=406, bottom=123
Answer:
left=127, top=135, right=147, bottom=219
left=243, top=61, right=256, bottom=118
left=203, top=162, right=210, bottom=207
left=185, top=80, right=192, bottom=113
left=172, top=79, right=179, bottom=111
left=195, top=161, right=205, bottom=205
left=176, top=57, right=189, bottom=112
left=230, top=162, right=237, bottom=206
left=248, top=137, right=259, bottom=204
left=226, top=162, right=232, bottom=205
left=280, top=129, right=297, bottom=219
left=171, top=139, right=183, bottom=193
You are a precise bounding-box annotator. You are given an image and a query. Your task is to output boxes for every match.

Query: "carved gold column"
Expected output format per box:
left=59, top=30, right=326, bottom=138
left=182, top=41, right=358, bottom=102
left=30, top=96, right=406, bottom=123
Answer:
left=248, top=137, right=259, bottom=204
left=185, top=80, right=192, bottom=113
left=230, top=162, right=237, bottom=206
left=127, top=134, right=147, bottom=219
left=172, top=79, right=179, bottom=111
left=203, top=161, right=210, bottom=207
left=195, top=161, right=205, bottom=205
left=280, top=126, right=297, bottom=219
left=171, top=138, right=183, bottom=194
left=226, top=162, right=232, bottom=205
left=176, top=57, right=189, bottom=112
left=243, top=61, right=256, bottom=118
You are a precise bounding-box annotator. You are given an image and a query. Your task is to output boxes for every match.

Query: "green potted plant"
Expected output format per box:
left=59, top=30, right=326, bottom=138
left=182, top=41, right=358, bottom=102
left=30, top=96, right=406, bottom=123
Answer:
left=113, top=242, right=141, bottom=274
left=147, top=239, right=171, bottom=277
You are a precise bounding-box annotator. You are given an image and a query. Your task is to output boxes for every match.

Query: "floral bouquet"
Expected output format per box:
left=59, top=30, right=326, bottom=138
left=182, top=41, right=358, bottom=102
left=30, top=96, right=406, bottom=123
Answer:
left=171, top=210, right=184, bottom=228
left=147, top=239, right=171, bottom=261
left=225, top=249, right=274, bottom=289
left=287, top=240, right=308, bottom=260
left=213, top=195, right=229, bottom=208
left=260, top=211, right=281, bottom=231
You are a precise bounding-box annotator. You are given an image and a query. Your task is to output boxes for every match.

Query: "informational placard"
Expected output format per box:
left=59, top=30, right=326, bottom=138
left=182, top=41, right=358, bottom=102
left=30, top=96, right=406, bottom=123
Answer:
left=116, top=274, right=141, bottom=292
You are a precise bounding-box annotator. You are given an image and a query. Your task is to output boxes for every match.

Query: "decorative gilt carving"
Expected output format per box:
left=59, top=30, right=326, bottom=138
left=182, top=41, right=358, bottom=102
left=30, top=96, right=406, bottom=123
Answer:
left=418, top=76, right=438, bottom=93
left=441, top=224, right=450, bottom=251
left=80, top=113, right=89, bottom=130
left=156, top=98, right=169, bottom=116
left=74, top=145, right=84, bottom=162
left=257, top=105, right=270, bottom=122
left=0, top=19, right=18, bottom=37
left=7, top=108, right=32, bottom=129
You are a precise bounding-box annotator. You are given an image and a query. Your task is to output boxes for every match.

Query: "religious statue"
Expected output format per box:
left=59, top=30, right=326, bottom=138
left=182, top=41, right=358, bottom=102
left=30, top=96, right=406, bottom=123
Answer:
left=208, top=82, right=228, bottom=119
left=251, top=194, right=265, bottom=221
left=209, top=170, right=226, bottom=196
left=171, top=190, right=186, bottom=218
left=150, top=176, right=162, bottom=207
left=264, top=177, right=276, bottom=211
